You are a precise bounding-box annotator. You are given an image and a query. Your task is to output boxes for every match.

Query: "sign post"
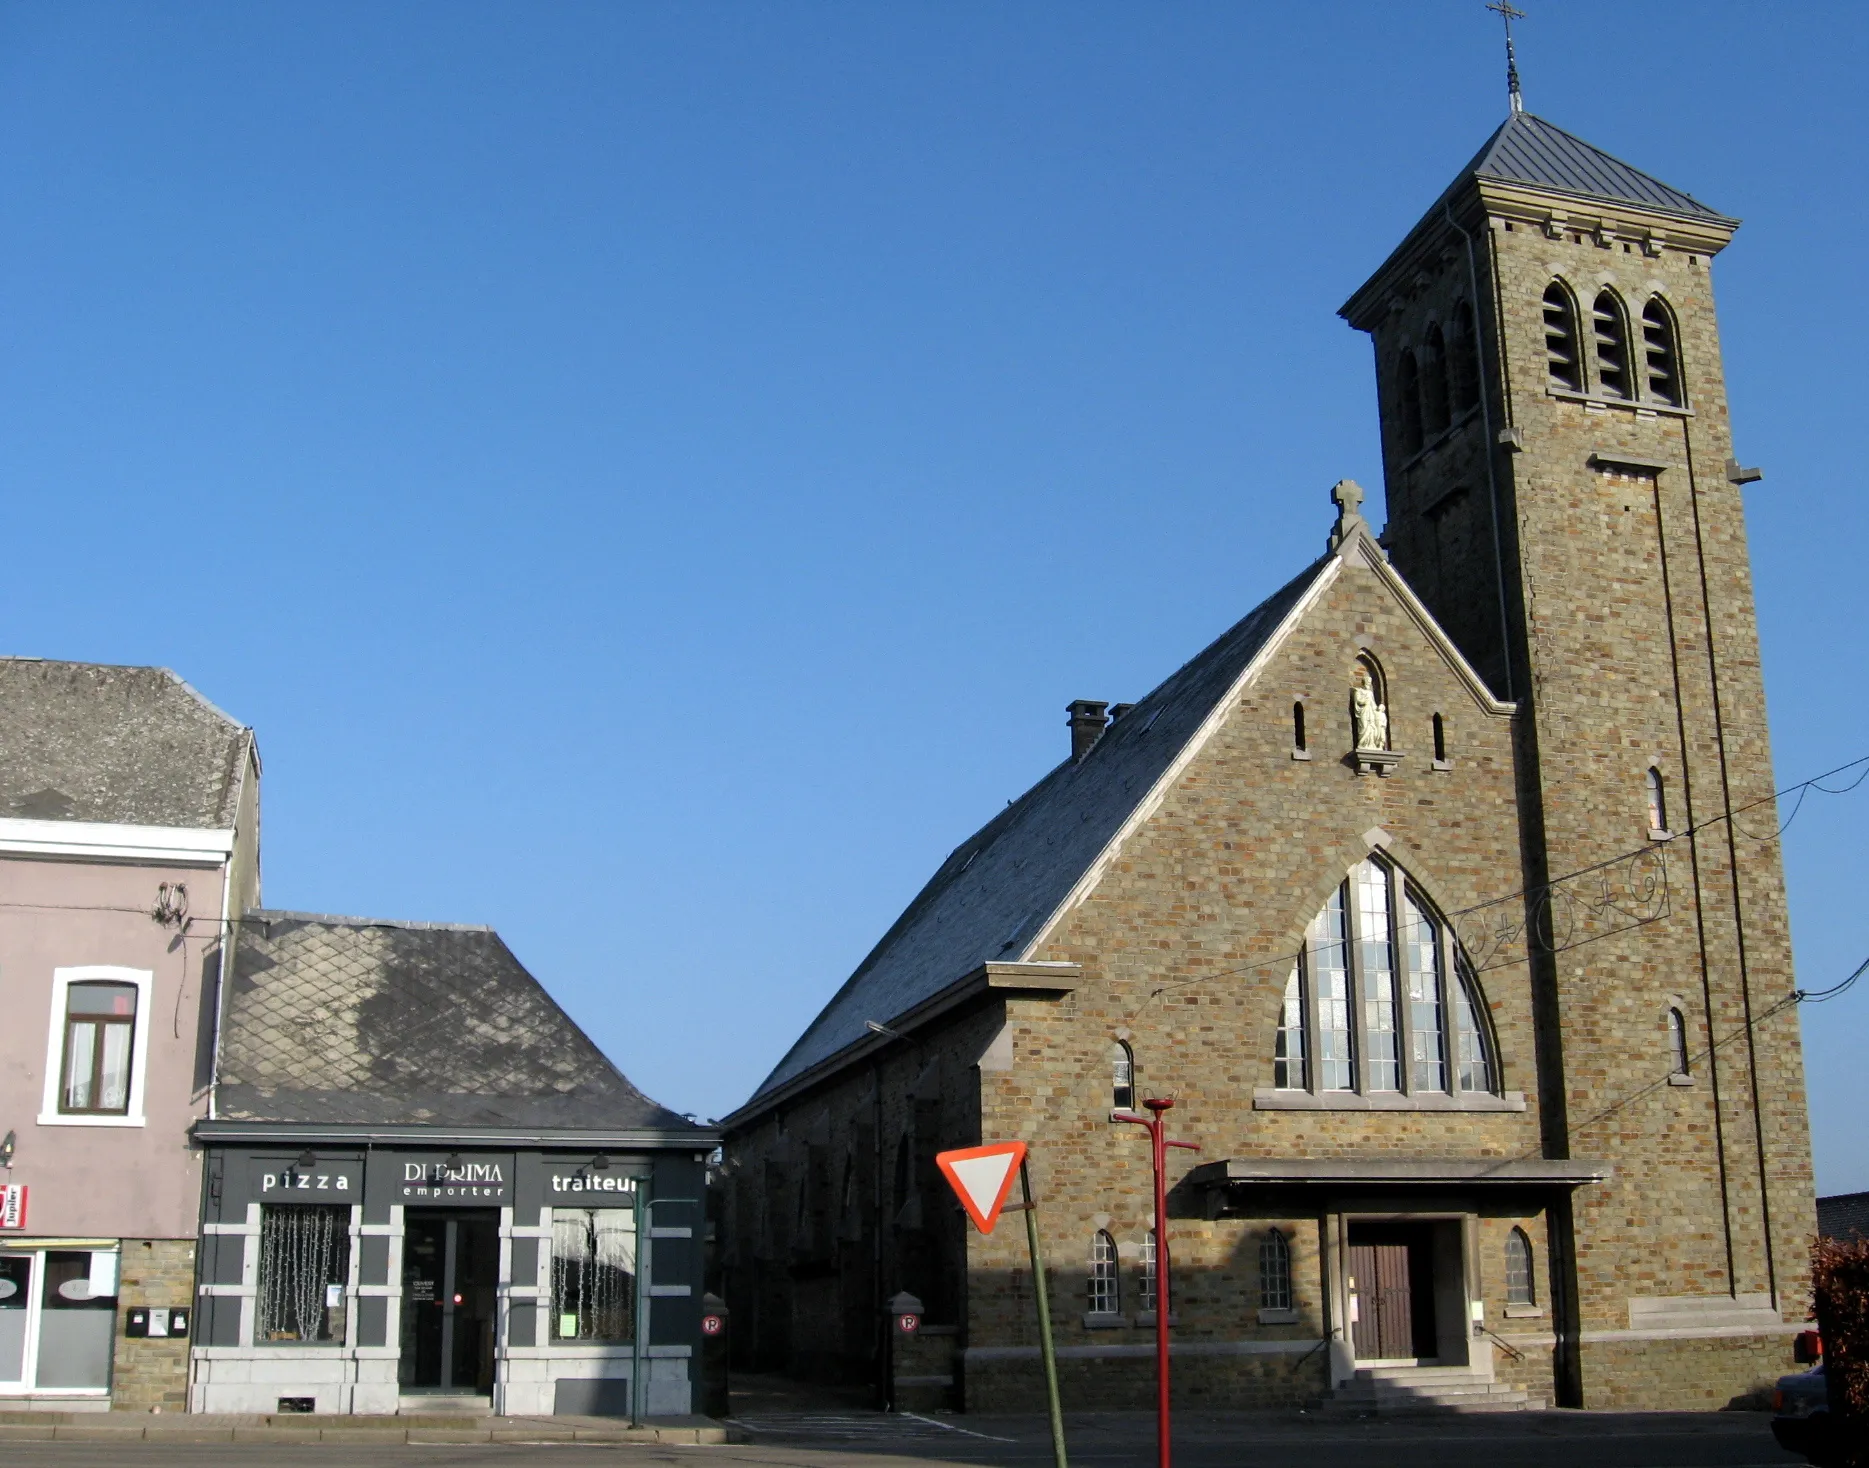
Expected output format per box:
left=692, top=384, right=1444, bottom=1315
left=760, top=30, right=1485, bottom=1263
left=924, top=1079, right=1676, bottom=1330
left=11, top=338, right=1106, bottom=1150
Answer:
left=1113, top=1099, right=1199, bottom=1468
left=936, top=1143, right=1068, bottom=1468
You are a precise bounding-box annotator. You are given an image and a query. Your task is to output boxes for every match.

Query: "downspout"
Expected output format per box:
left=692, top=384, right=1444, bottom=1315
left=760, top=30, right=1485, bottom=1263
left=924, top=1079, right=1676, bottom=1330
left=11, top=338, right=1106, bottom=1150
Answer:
left=872, top=1060, right=886, bottom=1409
left=206, top=733, right=253, bottom=1122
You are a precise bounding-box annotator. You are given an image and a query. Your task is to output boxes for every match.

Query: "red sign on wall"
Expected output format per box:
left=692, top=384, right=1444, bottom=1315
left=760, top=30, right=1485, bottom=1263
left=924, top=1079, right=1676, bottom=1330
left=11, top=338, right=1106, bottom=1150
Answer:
left=0, top=1185, right=26, bottom=1230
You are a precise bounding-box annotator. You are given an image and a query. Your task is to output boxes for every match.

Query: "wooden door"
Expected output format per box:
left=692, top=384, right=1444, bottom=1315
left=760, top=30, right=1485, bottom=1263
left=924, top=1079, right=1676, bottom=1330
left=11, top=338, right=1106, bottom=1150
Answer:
left=1348, top=1243, right=1414, bottom=1360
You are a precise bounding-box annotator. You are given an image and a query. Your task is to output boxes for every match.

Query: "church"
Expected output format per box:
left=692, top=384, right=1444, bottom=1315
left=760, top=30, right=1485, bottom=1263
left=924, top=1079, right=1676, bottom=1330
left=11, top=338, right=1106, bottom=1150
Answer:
left=717, top=94, right=1816, bottom=1414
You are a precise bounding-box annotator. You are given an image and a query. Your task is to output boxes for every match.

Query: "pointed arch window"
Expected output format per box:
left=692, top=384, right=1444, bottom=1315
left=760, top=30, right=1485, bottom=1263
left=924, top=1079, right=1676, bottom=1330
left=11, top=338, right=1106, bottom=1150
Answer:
left=1668, top=1007, right=1691, bottom=1079
left=1505, top=1227, right=1535, bottom=1306
left=1642, top=297, right=1682, bottom=407
left=1449, top=300, right=1480, bottom=412
left=1421, top=325, right=1451, bottom=436
left=1646, top=767, right=1669, bottom=834
left=1593, top=290, right=1632, bottom=399
left=1088, top=1231, right=1120, bottom=1316
left=1259, top=1229, right=1293, bottom=1312
left=1397, top=352, right=1425, bottom=456
left=1272, top=856, right=1497, bottom=1098
left=1111, top=1041, right=1135, bottom=1112
left=1542, top=282, right=1582, bottom=391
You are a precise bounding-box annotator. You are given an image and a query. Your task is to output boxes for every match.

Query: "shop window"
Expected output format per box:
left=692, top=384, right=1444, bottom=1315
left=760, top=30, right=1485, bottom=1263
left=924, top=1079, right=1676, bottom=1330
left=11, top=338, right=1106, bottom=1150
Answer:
left=1505, top=1228, right=1536, bottom=1306
left=1088, top=1230, right=1120, bottom=1316
left=552, top=1208, right=636, bottom=1342
left=1111, top=1041, right=1135, bottom=1111
left=257, top=1205, right=350, bottom=1344
left=1593, top=290, right=1632, bottom=399
left=59, top=981, right=137, bottom=1115
left=1259, top=1229, right=1293, bottom=1312
left=1278, top=856, right=1498, bottom=1098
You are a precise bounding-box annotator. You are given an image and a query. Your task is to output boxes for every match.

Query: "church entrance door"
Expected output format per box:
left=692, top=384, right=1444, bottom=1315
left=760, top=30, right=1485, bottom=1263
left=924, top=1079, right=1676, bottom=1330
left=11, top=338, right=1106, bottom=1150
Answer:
left=1347, top=1222, right=1438, bottom=1361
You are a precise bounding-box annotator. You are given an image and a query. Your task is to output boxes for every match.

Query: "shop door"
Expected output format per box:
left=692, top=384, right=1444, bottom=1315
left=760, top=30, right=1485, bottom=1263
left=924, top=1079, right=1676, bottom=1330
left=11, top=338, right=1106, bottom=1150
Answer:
left=400, top=1211, right=500, bottom=1393
left=1347, top=1223, right=1438, bottom=1362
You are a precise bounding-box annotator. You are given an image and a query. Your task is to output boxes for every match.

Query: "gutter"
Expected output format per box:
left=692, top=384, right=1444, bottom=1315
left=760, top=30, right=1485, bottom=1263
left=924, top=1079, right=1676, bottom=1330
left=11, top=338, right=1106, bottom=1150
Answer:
left=192, top=1121, right=719, bottom=1149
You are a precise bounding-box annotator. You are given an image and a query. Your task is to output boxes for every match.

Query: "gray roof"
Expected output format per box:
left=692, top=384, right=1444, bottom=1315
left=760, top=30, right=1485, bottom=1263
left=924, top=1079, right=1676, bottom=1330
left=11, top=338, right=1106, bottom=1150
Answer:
left=1457, top=111, right=1731, bottom=223
left=0, top=659, right=251, bottom=828
left=746, top=557, right=1328, bottom=1106
left=1819, top=1191, right=1869, bottom=1241
left=218, top=910, right=702, bottom=1134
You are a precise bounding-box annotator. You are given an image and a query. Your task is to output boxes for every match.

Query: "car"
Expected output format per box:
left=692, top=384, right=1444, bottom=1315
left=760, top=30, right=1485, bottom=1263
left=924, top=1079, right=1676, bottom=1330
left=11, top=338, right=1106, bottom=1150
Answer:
left=1771, top=1364, right=1842, bottom=1464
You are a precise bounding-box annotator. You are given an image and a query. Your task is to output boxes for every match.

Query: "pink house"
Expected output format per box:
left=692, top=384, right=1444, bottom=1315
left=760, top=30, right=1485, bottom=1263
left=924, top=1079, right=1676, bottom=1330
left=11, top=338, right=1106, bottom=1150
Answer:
left=0, top=660, right=259, bottom=1411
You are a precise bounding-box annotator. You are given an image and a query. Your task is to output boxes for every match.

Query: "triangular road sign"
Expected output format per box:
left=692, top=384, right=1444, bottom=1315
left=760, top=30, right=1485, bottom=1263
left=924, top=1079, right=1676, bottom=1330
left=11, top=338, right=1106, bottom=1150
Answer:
left=935, top=1142, right=1027, bottom=1234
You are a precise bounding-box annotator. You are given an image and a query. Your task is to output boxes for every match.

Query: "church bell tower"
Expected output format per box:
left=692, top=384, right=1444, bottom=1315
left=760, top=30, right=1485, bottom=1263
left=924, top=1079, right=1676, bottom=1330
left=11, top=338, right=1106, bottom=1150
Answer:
left=1340, top=109, right=1816, bottom=1405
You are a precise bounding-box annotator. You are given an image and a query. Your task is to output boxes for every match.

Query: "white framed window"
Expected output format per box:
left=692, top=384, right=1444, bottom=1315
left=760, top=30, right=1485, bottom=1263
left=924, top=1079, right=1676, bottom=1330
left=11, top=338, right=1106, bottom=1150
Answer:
left=38, top=967, right=154, bottom=1127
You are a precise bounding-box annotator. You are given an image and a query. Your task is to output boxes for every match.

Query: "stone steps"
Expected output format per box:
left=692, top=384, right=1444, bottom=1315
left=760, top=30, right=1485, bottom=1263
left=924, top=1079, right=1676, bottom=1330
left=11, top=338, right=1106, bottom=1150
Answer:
left=1314, top=1367, right=1543, bottom=1415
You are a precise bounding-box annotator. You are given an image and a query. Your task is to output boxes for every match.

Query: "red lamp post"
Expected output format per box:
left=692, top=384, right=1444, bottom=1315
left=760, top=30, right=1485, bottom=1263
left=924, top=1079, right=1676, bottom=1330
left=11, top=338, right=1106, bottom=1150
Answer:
left=1114, top=1098, right=1200, bottom=1468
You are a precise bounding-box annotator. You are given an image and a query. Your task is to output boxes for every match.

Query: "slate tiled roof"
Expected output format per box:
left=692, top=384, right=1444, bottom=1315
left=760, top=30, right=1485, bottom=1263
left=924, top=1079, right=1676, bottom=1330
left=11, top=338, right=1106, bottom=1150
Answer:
left=218, top=911, right=700, bottom=1133
left=1457, top=111, right=1732, bottom=223
left=1819, top=1191, right=1869, bottom=1241
left=746, top=557, right=1330, bottom=1106
left=0, top=659, right=250, bottom=828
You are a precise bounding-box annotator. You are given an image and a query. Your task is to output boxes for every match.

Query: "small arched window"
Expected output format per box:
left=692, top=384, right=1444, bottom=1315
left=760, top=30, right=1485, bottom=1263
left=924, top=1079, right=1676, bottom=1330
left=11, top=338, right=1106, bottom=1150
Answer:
left=1642, top=297, right=1682, bottom=406
left=1292, top=701, right=1307, bottom=754
left=1505, top=1227, right=1535, bottom=1306
left=1398, top=352, right=1425, bottom=456
left=1646, top=767, right=1668, bottom=833
left=1421, top=325, right=1451, bottom=435
left=1141, top=1230, right=1158, bottom=1314
left=1259, top=1229, right=1293, bottom=1311
left=1432, top=712, right=1446, bottom=764
left=1112, top=1041, right=1135, bottom=1112
left=1088, top=1230, right=1120, bottom=1315
left=1668, top=1007, right=1691, bottom=1078
left=1593, top=290, right=1632, bottom=399
left=1543, top=282, right=1582, bottom=391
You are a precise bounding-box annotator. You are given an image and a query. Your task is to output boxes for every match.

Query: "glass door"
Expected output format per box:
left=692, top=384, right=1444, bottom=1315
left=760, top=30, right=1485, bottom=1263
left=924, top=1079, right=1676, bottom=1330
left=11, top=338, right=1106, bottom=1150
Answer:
left=0, top=1255, right=31, bottom=1386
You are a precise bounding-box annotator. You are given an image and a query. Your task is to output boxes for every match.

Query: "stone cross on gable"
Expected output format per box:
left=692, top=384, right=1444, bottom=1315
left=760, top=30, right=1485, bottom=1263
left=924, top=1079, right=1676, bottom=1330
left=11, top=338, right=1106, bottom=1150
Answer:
left=1327, top=478, right=1371, bottom=553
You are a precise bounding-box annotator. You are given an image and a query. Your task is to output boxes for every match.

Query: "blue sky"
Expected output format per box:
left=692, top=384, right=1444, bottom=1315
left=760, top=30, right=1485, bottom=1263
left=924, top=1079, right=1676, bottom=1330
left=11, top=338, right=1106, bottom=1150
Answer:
left=2, top=3, right=1864, bottom=1192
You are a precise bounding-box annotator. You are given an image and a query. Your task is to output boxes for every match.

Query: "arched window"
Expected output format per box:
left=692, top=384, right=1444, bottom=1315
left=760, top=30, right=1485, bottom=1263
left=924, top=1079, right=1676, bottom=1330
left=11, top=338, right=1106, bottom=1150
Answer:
left=1112, top=1041, right=1135, bottom=1112
left=1449, top=301, right=1480, bottom=411
left=1432, top=712, right=1447, bottom=764
left=1505, top=1227, right=1535, bottom=1306
left=1140, top=1230, right=1158, bottom=1314
left=1088, top=1231, right=1120, bottom=1315
left=1397, top=352, right=1425, bottom=456
left=1421, top=325, right=1451, bottom=436
left=1668, top=1007, right=1691, bottom=1078
left=1593, top=290, right=1632, bottom=398
left=1259, top=1229, right=1293, bottom=1311
left=1642, top=297, right=1682, bottom=406
left=1292, top=701, right=1307, bottom=754
left=1278, top=856, right=1496, bottom=1097
left=1542, top=282, right=1582, bottom=391
left=1646, top=767, right=1668, bottom=833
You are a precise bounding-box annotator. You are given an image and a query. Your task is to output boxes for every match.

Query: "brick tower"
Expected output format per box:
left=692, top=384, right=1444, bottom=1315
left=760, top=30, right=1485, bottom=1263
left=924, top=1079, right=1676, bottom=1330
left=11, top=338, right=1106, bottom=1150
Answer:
left=1341, top=107, right=1816, bottom=1402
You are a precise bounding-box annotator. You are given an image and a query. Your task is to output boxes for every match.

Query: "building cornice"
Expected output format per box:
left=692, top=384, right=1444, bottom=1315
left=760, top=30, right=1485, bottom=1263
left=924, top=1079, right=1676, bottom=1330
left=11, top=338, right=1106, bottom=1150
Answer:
left=0, top=816, right=235, bottom=866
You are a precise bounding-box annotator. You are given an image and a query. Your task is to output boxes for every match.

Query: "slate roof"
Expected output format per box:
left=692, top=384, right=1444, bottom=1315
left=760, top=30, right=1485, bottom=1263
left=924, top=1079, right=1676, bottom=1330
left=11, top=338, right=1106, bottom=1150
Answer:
left=1819, top=1191, right=1869, bottom=1242
left=1456, top=111, right=1732, bottom=223
left=217, top=910, right=701, bottom=1134
left=0, top=659, right=251, bottom=828
left=746, top=556, right=1331, bottom=1107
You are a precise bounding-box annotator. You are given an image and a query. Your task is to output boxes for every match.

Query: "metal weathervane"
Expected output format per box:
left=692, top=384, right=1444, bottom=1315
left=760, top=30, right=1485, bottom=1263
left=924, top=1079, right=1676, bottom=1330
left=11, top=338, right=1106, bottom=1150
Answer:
left=1486, top=0, right=1527, bottom=113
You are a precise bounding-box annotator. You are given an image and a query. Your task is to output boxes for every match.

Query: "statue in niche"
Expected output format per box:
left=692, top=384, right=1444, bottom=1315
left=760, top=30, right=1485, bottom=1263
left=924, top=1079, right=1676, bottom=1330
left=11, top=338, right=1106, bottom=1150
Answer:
left=1352, top=665, right=1389, bottom=751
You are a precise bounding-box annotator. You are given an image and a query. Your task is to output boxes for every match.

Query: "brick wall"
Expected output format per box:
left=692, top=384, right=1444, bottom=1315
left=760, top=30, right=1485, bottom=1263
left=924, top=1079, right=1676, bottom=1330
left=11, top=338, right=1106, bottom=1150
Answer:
left=112, top=1238, right=196, bottom=1413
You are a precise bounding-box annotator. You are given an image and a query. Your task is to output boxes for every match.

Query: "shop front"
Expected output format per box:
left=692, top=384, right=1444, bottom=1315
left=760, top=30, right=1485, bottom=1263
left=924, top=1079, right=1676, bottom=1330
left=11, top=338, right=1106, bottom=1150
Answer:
left=192, top=1134, right=707, bottom=1416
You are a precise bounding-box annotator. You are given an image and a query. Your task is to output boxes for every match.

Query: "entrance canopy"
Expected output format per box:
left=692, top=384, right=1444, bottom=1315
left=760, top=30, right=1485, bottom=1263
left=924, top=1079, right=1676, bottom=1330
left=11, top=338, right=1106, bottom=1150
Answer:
left=1188, top=1156, right=1610, bottom=1196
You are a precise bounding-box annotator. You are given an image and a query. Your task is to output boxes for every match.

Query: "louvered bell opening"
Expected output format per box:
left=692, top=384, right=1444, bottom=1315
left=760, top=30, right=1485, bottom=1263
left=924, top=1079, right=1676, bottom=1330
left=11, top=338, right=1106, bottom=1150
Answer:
left=1593, top=292, right=1631, bottom=399
left=1542, top=285, right=1581, bottom=392
left=1643, top=300, right=1681, bottom=407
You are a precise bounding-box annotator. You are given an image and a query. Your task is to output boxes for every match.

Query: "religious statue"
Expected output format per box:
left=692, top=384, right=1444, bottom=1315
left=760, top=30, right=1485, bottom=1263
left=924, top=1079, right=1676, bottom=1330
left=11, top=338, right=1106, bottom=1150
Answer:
left=1352, top=667, right=1388, bottom=751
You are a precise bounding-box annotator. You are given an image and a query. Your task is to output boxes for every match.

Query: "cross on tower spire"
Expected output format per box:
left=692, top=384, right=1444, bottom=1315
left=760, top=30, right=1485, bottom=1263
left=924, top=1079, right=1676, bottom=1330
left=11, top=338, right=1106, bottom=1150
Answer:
left=1486, top=1, right=1526, bottom=113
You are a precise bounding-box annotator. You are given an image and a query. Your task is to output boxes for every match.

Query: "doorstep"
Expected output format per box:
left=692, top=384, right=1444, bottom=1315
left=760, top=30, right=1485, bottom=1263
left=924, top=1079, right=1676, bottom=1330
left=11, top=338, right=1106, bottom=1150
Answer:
left=0, top=1411, right=742, bottom=1444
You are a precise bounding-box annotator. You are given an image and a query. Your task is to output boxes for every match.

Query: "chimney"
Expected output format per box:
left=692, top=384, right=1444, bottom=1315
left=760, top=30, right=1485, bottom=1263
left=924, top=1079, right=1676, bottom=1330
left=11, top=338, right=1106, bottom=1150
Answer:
left=1109, top=703, right=1136, bottom=722
left=1067, top=700, right=1111, bottom=763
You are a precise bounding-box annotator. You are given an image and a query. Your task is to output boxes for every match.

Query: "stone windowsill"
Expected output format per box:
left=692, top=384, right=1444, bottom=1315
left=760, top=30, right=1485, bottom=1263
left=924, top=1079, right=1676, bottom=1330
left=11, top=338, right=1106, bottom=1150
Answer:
left=1082, top=1312, right=1128, bottom=1330
left=1550, top=386, right=1694, bottom=418
left=1503, top=1305, right=1546, bottom=1319
left=1256, top=1307, right=1299, bottom=1325
left=1134, top=1311, right=1179, bottom=1328
left=1667, top=1073, right=1695, bottom=1087
left=1253, top=1087, right=1527, bottom=1112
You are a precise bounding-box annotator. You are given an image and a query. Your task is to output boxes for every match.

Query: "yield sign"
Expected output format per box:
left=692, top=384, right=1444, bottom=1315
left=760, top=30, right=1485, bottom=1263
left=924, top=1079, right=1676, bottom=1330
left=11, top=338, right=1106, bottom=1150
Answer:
left=935, top=1142, right=1027, bottom=1234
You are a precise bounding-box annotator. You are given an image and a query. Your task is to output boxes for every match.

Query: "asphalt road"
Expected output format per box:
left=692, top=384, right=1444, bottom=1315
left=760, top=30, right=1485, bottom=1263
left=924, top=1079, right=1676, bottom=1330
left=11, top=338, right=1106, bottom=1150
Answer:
left=0, top=1409, right=1808, bottom=1468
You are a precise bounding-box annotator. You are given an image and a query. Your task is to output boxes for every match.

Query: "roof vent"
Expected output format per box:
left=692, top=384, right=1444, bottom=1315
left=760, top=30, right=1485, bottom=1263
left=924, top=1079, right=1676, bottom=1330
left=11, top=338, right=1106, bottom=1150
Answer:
left=1067, top=700, right=1111, bottom=763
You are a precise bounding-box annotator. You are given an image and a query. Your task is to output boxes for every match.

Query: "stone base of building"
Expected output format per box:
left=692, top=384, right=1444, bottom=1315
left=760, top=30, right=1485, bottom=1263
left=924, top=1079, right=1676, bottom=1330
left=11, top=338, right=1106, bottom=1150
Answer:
left=1577, top=1332, right=1797, bottom=1411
